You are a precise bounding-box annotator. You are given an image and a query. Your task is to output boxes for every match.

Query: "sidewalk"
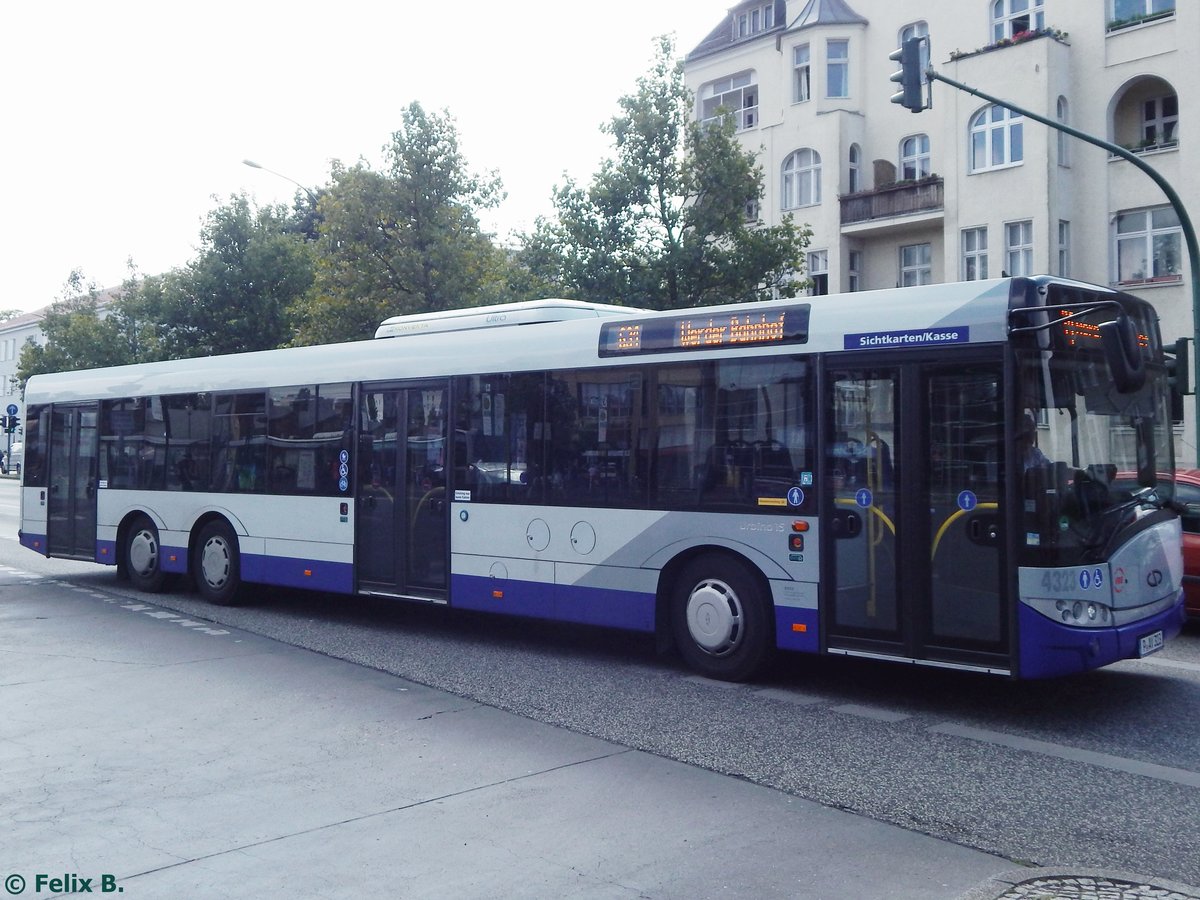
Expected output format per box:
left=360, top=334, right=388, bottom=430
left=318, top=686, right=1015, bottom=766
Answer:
left=2, top=575, right=1196, bottom=899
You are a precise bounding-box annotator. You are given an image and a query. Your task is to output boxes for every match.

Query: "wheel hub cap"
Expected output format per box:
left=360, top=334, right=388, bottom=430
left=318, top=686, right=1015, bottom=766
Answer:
left=129, top=530, right=157, bottom=575
left=201, top=538, right=230, bottom=588
left=686, top=578, right=742, bottom=656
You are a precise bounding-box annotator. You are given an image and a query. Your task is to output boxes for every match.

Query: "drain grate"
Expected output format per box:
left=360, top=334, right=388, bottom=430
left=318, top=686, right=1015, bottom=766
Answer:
left=994, top=875, right=1200, bottom=900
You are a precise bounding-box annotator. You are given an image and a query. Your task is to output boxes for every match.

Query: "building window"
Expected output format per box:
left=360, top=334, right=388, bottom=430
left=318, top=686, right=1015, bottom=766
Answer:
left=700, top=72, right=759, bottom=131
left=992, top=0, right=1044, bottom=41
left=1057, top=97, right=1070, bottom=166
left=1110, top=0, right=1175, bottom=26
left=782, top=149, right=821, bottom=209
left=827, top=39, right=849, bottom=99
left=900, top=243, right=932, bottom=286
left=808, top=250, right=829, bottom=295
left=1005, top=220, right=1033, bottom=276
left=1058, top=221, right=1071, bottom=277
left=848, top=144, right=862, bottom=193
left=848, top=250, right=862, bottom=292
left=970, top=105, right=1023, bottom=172
left=735, top=3, right=776, bottom=38
left=899, top=134, right=931, bottom=180
left=744, top=199, right=760, bottom=223
left=1115, top=206, right=1182, bottom=284
left=900, top=21, right=931, bottom=70
left=793, top=44, right=811, bottom=103
left=1142, top=94, right=1178, bottom=146
left=962, top=227, right=989, bottom=281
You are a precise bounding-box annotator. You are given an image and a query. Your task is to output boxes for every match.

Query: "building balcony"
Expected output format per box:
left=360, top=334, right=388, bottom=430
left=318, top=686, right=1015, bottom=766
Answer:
left=840, top=176, right=944, bottom=233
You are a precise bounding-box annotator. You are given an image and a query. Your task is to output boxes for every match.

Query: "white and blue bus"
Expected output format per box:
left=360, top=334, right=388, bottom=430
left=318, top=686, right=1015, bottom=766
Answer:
left=19, top=277, right=1188, bottom=680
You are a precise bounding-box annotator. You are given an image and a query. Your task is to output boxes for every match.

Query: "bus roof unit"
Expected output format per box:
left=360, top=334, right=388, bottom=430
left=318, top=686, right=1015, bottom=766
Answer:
left=375, top=298, right=645, bottom=339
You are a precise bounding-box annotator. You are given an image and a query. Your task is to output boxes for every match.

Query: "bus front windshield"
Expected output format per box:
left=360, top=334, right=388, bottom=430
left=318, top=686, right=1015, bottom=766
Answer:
left=1016, top=346, right=1175, bottom=568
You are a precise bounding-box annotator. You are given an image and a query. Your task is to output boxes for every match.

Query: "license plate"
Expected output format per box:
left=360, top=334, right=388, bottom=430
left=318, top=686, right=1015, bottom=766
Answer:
left=1138, top=630, right=1164, bottom=658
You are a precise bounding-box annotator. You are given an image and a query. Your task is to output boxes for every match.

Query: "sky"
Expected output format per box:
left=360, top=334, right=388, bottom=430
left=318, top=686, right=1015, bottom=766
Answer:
left=1, top=0, right=732, bottom=314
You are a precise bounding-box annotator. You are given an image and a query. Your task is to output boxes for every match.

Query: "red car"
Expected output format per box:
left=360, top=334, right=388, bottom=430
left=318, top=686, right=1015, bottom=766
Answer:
left=1172, top=469, right=1200, bottom=619
left=1111, top=469, right=1200, bottom=619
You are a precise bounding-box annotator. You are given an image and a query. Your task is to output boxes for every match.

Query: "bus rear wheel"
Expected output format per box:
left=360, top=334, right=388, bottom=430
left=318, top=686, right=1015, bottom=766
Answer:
left=194, top=520, right=245, bottom=606
left=125, top=514, right=167, bottom=593
left=670, top=555, right=773, bottom=682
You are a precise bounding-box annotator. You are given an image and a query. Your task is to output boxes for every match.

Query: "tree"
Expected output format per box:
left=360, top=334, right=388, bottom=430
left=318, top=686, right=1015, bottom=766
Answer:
left=16, top=271, right=136, bottom=386
left=521, top=36, right=810, bottom=310
left=119, top=195, right=314, bottom=359
left=291, top=102, right=508, bottom=345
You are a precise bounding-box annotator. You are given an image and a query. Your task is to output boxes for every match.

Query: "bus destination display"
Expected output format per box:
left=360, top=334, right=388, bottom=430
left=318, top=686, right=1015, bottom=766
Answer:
left=1057, top=308, right=1149, bottom=350
left=599, top=305, right=810, bottom=357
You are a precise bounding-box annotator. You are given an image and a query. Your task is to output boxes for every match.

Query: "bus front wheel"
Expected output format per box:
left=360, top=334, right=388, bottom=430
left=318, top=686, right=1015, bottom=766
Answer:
left=125, top=514, right=167, bottom=593
left=194, top=520, right=245, bottom=606
left=670, top=555, right=773, bottom=682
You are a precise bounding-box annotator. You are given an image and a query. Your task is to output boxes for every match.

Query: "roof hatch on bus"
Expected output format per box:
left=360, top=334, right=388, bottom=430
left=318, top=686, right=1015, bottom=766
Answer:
left=374, top=299, right=645, bottom=339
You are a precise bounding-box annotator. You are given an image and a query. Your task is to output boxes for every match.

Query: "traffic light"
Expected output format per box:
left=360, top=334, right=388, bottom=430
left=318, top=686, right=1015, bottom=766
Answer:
left=0, top=416, right=9, bottom=433
left=890, top=36, right=929, bottom=112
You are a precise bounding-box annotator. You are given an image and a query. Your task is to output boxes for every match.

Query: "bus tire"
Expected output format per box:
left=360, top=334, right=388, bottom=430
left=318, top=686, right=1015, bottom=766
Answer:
left=194, top=520, right=245, bottom=606
left=125, top=515, right=168, bottom=593
left=670, top=555, right=773, bottom=682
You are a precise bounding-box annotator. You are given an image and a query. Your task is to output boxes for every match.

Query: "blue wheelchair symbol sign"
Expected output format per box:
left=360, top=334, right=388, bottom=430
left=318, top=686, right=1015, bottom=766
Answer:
left=957, top=490, right=978, bottom=512
left=855, top=488, right=873, bottom=508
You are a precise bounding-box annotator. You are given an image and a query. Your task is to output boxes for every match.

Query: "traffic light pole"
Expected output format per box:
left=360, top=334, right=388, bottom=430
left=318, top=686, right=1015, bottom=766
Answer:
left=926, top=67, right=1200, bottom=464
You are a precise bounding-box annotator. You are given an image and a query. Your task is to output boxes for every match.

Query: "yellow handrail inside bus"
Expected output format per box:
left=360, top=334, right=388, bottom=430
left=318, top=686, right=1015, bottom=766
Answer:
left=931, top=502, right=999, bottom=560
left=834, top=496, right=897, bottom=535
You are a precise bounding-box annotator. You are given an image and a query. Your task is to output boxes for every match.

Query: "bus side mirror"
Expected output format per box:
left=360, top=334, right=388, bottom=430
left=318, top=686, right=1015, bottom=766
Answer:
left=1099, top=314, right=1146, bottom=394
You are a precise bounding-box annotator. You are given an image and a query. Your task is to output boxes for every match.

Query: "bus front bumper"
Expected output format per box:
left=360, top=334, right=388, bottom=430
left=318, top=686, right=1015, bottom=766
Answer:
left=1017, top=593, right=1186, bottom=678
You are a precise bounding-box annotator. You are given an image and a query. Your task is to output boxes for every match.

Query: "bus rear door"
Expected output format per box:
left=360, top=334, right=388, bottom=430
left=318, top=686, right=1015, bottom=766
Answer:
left=46, top=403, right=99, bottom=560
left=824, top=355, right=1010, bottom=670
left=356, top=382, right=450, bottom=600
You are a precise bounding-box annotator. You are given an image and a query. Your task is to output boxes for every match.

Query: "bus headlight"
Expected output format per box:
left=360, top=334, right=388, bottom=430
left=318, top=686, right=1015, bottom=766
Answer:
left=1052, top=597, right=1111, bottom=626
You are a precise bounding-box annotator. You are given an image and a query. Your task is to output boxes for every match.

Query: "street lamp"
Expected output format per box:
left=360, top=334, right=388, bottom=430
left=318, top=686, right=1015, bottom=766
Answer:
left=242, top=159, right=319, bottom=205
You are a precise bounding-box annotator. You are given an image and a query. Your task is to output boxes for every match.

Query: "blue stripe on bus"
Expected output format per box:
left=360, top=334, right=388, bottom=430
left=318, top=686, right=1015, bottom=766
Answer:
left=450, top=573, right=655, bottom=632
left=19, top=531, right=46, bottom=554
left=774, top=606, right=818, bottom=653
left=242, top=553, right=354, bottom=594
left=1017, top=596, right=1186, bottom=678
left=161, top=547, right=189, bottom=574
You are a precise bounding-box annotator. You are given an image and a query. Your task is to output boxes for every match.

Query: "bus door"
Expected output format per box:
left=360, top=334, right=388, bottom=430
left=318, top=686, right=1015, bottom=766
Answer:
left=47, top=403, right=99, bottom=560
left=824, top=356, right=1008, bottom=668
left=356, top=382, right=449, bottom=599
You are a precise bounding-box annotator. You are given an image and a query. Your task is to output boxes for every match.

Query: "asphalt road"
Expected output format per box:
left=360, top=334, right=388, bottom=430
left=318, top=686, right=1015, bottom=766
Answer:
left=3, top=477, right=1198, bottom=888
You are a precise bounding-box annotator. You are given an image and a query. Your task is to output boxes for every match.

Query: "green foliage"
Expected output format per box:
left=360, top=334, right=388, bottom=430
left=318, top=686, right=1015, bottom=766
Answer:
left=19, top=198, right=315, bottom=387
left=16, top=272, right=135, bottom=386
left=291, top=102, right=509, bottom=345
left=120, top=195, right=314, bottom=359
left=521, top=35, right=810, bottom=310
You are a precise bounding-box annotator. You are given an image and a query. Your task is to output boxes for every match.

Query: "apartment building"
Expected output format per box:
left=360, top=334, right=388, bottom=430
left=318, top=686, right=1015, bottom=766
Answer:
left=0, top=308, right=45, bottom=424
left=685, top=0, right=1196, bottom=436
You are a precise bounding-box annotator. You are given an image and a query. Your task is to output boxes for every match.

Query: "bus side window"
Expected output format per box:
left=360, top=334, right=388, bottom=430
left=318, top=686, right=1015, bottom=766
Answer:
left=163, top=394, right=211, bottom=492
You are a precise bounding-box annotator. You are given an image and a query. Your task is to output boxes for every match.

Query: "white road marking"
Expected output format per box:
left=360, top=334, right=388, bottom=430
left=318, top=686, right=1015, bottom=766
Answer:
left=928, top=722, right=1200, bottom=788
